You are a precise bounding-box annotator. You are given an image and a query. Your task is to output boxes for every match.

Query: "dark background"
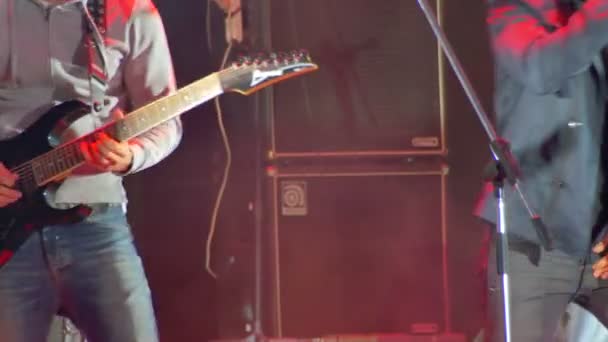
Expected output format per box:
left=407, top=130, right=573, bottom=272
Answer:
left=124, top=1, right=493, bottom=341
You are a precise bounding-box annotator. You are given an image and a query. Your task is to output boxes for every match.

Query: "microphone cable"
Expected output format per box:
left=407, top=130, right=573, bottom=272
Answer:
left=205, top=0, right=236, bottom=279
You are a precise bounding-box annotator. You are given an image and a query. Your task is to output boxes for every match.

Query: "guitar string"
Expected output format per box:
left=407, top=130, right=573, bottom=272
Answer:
left=9, top=112, right=137, bottom=186
left=10, top=95, right=182, bottom=186
left=8, top=110, right=135, bottom=187
left=11, top=141, right=82, bottom=187
left=11, top=122, right=101, bottom=175
left=11, top=144, right=78, bottom=175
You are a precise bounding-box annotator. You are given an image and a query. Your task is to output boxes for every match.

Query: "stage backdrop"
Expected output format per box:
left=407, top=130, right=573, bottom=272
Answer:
left=123, top=1, right=492, bottom=341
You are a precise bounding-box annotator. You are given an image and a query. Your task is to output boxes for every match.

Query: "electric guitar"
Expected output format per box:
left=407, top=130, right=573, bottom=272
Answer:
left=0, top=51, right=318, bottom=268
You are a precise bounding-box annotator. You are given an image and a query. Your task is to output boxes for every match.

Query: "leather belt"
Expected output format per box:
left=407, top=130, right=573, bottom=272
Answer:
left=86, top=203, right=127, bottom=215
left=53, top=202, right=126, bottom=215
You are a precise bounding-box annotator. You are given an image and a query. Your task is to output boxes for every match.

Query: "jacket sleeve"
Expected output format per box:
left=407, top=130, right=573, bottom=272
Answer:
left=122, top=5, right=183, bottom=174
left=488, top=0, right=608, bottom=94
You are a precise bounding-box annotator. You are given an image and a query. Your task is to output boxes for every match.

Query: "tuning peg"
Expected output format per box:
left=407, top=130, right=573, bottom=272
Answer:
left=273, top=52, right=286, bottom=64
left=290, top=49, right=307, bottom=62
left=241, top=55, right=253, bottom=65
left=282, top=51, right=294, bottom=63
left=232, top=54, right=246, bottom=67
left=254, top=52, right=267, bottom=65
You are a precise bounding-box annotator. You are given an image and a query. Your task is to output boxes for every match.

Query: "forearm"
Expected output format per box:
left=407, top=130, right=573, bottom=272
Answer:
left=122, top=5, right=182, bottom=174
left=489, top=0, right=608, bottom=93
left=126, top=118, right=183, bottom=174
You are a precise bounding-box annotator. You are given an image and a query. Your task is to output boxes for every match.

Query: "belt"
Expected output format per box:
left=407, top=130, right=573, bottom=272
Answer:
left=86, top=202, right=127, bottom=215
left=53, top=202, right=126, bottom=215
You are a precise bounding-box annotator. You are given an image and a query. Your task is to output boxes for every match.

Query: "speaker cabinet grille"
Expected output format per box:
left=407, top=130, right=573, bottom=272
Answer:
left=269, top=162, right=450, bottom=337
left=269, top=0, right=445, bottom=156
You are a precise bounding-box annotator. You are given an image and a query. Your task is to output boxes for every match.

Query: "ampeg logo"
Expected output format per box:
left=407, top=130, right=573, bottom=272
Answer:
left=280, top=181, right=307, bottom=216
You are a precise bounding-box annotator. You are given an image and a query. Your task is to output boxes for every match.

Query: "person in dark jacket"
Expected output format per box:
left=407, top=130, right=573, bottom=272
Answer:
left=476, top=0, right=608, bottom=340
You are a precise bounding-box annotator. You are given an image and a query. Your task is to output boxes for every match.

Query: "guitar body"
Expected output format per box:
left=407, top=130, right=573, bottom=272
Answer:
left=0, top=101, right=93, bottom=266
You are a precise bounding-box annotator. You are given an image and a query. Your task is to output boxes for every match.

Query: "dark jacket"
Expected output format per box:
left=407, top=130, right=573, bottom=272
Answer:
left=476, top=0, right=608, bottom=257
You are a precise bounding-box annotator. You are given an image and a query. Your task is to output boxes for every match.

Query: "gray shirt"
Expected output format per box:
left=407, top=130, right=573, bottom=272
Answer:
left=0, top=0, right=182, bottom=203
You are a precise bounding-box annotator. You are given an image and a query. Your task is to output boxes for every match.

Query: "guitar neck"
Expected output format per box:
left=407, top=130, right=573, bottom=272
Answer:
left=110, top=72, right=224, bottom=141
left=16, top=73, right=224, bottom=188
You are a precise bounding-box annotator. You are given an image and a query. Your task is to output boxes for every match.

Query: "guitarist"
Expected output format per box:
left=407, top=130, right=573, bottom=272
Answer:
left=0, top=0, right=182, bottom=341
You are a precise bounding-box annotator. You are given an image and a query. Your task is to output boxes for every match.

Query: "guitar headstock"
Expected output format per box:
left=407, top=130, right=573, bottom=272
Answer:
left=219, top=50, right=318, bottom=95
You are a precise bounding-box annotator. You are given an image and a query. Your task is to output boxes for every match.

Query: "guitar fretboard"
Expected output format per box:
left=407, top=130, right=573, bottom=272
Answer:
left=12, top=72, right=224, bottom=192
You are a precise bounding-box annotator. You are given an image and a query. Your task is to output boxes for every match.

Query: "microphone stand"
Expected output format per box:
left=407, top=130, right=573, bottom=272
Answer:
left=244, top=1, right=272, bottom=341
left=415, top=1, right=554, bottom=341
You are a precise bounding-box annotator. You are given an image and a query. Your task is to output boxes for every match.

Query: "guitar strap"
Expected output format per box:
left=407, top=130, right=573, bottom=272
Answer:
left=81, top=0, right=108, bottom=113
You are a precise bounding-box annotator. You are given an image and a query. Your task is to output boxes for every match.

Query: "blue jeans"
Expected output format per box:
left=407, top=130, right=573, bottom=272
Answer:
left=0, top=205, right=158, bottom=342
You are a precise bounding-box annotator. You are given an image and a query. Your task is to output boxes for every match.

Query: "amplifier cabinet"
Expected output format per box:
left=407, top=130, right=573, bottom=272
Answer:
left=267, top=0, right=446, bottom=157
left=267, top=160, right=451, bottom=338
